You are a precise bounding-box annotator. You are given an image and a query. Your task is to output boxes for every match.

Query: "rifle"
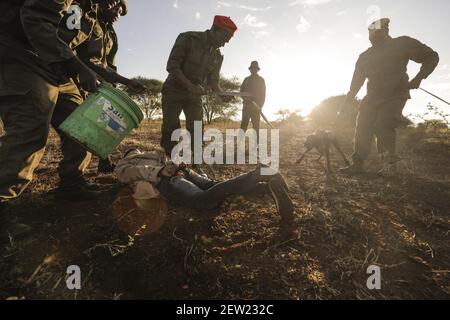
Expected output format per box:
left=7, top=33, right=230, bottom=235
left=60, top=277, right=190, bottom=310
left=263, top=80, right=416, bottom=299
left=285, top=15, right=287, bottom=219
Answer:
left=250, top=101, right=273, bottom=129
left=419, top=88, right=450, bottom=106
left=208, top=91, right=273, bottom=128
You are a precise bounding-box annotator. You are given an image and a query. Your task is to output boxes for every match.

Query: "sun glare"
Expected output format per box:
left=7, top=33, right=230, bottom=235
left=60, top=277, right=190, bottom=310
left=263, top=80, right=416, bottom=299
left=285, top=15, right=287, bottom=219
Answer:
left=262, top=50, right=350, bottom=118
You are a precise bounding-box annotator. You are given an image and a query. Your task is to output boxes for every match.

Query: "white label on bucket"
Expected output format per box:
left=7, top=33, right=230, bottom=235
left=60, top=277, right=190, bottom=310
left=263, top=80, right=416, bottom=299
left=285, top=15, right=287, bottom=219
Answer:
left=97, top=97, right=128, bottom=133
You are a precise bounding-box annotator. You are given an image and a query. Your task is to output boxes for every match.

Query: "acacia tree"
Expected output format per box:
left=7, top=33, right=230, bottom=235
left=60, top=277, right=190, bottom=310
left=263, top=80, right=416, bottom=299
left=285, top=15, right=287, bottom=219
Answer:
left=129, top=77, right=164, bottom=119
left=203, top=76, right=241, bottom=124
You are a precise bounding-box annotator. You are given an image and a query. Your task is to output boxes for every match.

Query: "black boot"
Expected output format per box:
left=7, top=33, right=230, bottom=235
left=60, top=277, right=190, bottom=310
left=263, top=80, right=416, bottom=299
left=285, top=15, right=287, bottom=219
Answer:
left=98, top=157, right=116, bottom=174
left=55, top=177, right=103, bottom=200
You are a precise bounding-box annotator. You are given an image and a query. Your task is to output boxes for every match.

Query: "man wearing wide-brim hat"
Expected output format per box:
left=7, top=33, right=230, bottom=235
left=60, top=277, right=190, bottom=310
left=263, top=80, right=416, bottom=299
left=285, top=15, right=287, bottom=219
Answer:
left=339, top=18, right=439, bottom=175
left=240, top=61, right=266, bottom=141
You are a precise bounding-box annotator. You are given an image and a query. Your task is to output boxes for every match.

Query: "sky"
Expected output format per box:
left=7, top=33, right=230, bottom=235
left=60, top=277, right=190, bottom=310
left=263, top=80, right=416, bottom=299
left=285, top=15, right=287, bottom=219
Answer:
left=114, top=0, right=450, bottom=120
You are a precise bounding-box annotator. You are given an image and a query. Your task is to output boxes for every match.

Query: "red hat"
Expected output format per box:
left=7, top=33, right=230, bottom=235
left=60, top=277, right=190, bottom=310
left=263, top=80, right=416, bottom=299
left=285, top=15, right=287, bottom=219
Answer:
left=213, top=15, right=238, bottom=35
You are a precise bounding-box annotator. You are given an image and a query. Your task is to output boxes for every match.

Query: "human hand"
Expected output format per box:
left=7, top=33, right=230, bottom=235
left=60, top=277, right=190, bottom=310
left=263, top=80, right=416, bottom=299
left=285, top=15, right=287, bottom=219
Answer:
left=409, top=77, right=423, bottom=90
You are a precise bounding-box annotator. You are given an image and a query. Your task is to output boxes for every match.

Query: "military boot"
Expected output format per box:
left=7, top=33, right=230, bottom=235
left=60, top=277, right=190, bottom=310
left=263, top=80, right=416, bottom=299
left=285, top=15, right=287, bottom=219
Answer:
left=98, top=157, right=116, bottom=174
left=54, top=177, right=103, bottom=200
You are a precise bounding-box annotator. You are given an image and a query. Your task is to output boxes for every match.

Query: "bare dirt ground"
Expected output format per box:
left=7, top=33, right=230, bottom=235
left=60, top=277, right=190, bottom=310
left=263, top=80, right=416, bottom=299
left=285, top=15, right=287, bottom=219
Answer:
left=1, top=119, right=449, bottom=300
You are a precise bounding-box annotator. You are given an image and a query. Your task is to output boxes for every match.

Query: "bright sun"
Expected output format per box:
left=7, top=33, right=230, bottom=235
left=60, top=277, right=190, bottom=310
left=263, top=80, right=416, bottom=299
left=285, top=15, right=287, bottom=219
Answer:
left=260, top=50, right=352, bottom=119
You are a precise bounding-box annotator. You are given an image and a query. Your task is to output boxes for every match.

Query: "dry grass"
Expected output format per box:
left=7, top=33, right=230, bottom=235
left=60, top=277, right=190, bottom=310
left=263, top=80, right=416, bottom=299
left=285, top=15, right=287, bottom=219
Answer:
left=0, top=119, right=449, bottom=300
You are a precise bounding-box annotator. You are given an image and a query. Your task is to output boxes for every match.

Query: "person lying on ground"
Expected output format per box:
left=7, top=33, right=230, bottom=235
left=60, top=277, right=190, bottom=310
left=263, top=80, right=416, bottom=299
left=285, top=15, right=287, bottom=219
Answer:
left=114, top=148, right=295, bottom=229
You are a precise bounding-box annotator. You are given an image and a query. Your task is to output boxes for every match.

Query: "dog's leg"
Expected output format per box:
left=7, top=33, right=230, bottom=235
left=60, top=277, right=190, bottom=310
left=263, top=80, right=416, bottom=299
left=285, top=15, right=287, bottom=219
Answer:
left=332, top=140, right=351, bottom=166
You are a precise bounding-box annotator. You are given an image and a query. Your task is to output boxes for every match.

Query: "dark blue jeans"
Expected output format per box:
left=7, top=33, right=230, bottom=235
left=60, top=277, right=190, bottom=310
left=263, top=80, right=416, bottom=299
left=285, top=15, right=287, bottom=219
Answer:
left=157, top=169, right=261, bottom=210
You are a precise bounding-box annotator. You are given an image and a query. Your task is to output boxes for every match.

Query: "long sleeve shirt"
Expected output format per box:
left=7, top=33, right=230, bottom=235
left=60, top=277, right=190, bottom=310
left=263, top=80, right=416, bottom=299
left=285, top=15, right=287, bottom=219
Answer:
left=240, top=74, right=266, bottom=108
left=0, top=0, right=76, bottom=85
left=164, top=31, right=223, bottom=93
left=349, top=36, right=439, bottom=105
left=20, top=0, right=75, bottom=63
left=58, top=0, right=98, bottom=51
left=76, top=20, right=119, bottom=82
left=115, top=150, right=178, bottom=200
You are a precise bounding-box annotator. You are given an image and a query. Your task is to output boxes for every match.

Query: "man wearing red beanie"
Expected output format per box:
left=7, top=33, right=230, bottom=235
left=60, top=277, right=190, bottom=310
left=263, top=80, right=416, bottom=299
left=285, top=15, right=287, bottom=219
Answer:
left=161, top=15, right=237, bottom=163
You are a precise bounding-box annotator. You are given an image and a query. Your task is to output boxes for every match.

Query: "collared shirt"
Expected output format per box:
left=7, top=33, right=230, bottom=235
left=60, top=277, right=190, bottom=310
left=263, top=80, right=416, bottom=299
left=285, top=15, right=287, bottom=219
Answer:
left=164, top=30, right=224, bottom=92
left=350, top=36, right=439, bottom=105
left=240, top=74, right=266, bottom=108
left=115, top=150, right=177, bottom=200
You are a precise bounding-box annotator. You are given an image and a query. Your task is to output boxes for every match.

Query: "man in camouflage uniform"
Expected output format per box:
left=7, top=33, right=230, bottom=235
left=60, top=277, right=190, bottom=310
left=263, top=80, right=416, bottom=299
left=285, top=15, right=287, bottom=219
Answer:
left=240, top=61, right=266, bottom=142
left=0, top=0, right=98, bottom=203
left=76, top=0, right=144, bottom=92
left=0, top=0, right=98, bottom=237
left=339, top=18, right=439, bottom=174
left=51, top=0, right=100, bottom=198
left=75, top=0, right=145, bottom=173
left=160, top=15, right=237, bottom=160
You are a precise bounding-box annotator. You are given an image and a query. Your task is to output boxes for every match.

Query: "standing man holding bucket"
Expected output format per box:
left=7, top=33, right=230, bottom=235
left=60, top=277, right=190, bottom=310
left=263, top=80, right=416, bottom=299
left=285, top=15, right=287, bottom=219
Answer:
left=51, top=0, right=103, bottom=199
left=76, top=0, right=145, bottom=173
left=0, top=0, right=98, bottom=204
left=240, top=61, right=266, bottom=142
left=338, top=18, right=439, bottom=174
left=160, top=15, right=237, bottom=163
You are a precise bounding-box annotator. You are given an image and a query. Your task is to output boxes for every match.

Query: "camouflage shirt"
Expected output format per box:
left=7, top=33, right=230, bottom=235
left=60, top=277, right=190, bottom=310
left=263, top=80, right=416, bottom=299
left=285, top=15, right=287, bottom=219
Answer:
left=0, top=0, right=75, bottom=87
left=164, top=31, right=223, bottom=92
left=58, top=0, right=98, bottom=50
left=76, top=19, right=118, bottom=78
left=350, top=36, right=439, bottom=105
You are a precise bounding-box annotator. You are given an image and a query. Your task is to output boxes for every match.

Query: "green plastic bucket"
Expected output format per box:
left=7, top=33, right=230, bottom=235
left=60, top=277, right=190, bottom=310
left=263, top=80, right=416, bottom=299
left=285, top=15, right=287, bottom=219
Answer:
left=59, top=83, right=143, bottom=159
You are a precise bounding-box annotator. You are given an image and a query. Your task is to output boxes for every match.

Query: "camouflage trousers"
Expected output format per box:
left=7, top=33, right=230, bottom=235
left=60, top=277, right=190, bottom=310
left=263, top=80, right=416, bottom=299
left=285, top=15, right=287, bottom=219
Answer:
left=353, top=97, right=407, bottom=163
left=0, top=63, right=90, bottom=201
left=160, top=90, right=203, bottom=157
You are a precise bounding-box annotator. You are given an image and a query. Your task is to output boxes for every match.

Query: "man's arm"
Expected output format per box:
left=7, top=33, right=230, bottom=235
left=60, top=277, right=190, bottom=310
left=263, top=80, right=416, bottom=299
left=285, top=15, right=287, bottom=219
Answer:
left=21, top=0, right=75, bottom=63
left=259, top=78, right=266, bottom=107
left=115, top=162, right=165, bottom=185
left=209, top=54, right=224, bottom=94
left=402, top=36, right=439, bottom=89
left=21, top=0, right=98, bottom=92
left=58, top=2, right=97, bottom=50
left=240, top=77, right=250, bottom=103
left=76, top=25, right=145, bottom=93
left=166, top=33, right=203, bottom=95
left=340, top=56, right=366, bottom=112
